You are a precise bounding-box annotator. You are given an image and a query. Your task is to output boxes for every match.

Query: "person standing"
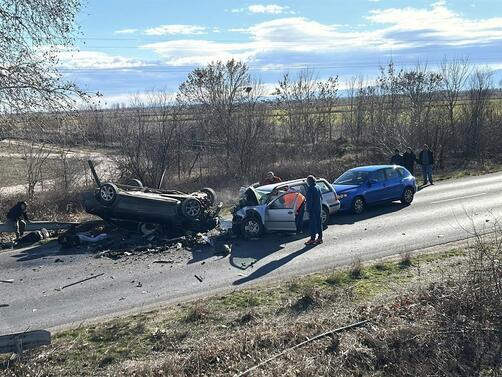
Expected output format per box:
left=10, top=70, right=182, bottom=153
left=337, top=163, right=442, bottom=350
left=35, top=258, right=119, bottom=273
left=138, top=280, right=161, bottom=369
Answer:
left=390, top=149, right=403, bottom=166
left=418, top=144, right=434, bottom=185
left=287, top=187, right=306, bottom=234
left=305, top=175, right=323, bottom=245
left=6, top=201, right=30, bottom=240
left=261, top=171, right=282, bottom=185
left=402, top=147, right=417, bottom=175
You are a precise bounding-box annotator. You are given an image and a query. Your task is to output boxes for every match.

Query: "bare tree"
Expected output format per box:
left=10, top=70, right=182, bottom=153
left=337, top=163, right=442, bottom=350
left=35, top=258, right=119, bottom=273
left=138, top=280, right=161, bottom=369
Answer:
left=177, top=59, right=251, bottom=172
left=0, top=0, right=86, bottom=113
left=439, top=57, right=471, bottom=165
left=463, top=68, right=493, bottom=161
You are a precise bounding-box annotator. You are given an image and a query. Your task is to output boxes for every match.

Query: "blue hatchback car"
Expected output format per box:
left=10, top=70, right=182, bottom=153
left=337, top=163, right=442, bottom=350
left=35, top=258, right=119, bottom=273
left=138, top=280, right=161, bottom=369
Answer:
left=333, top=165, right=417, bottom=214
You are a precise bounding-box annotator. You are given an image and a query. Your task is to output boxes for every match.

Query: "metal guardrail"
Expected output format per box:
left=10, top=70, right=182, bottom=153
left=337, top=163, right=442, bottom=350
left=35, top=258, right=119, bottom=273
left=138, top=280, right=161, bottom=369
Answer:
left=0, top=221, right=79, bottom=233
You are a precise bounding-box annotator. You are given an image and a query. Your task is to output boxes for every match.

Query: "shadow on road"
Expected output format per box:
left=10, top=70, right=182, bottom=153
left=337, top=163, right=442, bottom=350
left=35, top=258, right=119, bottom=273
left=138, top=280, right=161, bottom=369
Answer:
left=331, top=202, right=406, bottom=225
left=11, top=240, right=86, bottom=262
left=233, top=243, right=314, bottom=285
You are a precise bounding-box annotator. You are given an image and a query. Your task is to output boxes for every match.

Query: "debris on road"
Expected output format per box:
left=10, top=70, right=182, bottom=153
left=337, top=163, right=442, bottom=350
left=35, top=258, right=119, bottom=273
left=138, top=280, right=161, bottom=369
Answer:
left=0, top=279, right=14, bottom=284
left=54, top=258, right=64, bottom=263
left=194, top=274, right=204, bottom=283
left=0, top=304, right=9, bottom=308
left=153, top=260, right=174, bottom=264
left=56, top=273, right=105, bottom=291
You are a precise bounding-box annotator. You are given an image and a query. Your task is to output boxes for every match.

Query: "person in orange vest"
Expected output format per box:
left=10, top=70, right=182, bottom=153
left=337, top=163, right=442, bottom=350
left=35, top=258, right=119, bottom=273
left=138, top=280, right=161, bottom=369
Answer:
left=285, top=187, right=306, bottom=234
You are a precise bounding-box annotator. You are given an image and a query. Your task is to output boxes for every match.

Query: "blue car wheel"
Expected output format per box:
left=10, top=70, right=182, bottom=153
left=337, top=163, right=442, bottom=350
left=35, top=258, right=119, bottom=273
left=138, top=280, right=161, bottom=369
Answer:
left=351, top=196, right=366, bottom=215
left=401, top=187, right=415, bottom=205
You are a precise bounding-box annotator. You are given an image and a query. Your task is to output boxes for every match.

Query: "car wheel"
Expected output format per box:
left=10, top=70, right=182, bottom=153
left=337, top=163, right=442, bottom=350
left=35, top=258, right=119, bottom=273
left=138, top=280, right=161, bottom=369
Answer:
left=200, top=187, right=217, bottom=206
left=401, top=187, right=415, bottom=205
left=181, top=198, right=202, bottom=219
left=127, top=179, right=143, bottom=188
left=351, top=196, right=365, bottom=215
left=98, top=183, right=118, bottom=206
left=321, top=206, right=330, bottom=227
left=241, top=216, right=263, bottom=239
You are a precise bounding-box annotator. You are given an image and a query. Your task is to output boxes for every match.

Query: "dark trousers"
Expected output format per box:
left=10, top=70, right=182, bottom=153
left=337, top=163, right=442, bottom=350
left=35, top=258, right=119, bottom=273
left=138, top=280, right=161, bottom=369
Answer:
left=422, top=164, right=433, bottom=184
left=296, top=203, right=305, bottom=232
left=6, top=218, right=26, bottom=239
left=308, top=209, right=322, bottom=240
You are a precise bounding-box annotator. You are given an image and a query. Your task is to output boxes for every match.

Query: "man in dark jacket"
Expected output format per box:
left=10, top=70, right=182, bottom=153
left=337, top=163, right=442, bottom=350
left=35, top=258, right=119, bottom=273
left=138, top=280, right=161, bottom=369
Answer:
left=418, top=144, right=434, bottom=185
left=305, top=175, right=323, bottom=245
left=6, top=201, right=30, bottom=239
left=390, top=149, right=403, bottom=166
left=402, top=147, right=417, bottom=175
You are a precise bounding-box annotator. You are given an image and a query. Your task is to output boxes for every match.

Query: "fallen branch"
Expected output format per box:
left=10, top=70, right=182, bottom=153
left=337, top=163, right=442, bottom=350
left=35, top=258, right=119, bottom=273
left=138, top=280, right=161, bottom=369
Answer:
left=236, top=319, right=370, bottom=377
left=57, top=273, right=105, bottom=290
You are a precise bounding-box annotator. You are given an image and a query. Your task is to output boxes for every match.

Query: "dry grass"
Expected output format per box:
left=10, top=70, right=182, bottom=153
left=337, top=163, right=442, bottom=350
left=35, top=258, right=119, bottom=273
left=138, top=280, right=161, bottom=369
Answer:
left=2, top=237, right=500, bottom=376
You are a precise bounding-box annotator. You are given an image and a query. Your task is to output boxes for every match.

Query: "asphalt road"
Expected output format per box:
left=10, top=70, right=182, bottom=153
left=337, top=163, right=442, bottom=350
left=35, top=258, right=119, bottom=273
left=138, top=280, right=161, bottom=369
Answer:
left=1, top=172, right=502, bottom=334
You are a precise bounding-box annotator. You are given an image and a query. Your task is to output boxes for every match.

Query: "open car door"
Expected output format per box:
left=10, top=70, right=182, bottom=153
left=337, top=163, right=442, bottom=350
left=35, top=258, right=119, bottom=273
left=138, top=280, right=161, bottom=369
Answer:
left=265, top=192, right=298, bottom=231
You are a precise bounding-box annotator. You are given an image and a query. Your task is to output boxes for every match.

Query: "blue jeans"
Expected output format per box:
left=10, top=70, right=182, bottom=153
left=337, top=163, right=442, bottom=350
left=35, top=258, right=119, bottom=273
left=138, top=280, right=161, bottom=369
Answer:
left=422, top=164, right=433, bottom=184
left=308, top=210, right=322, bottom=240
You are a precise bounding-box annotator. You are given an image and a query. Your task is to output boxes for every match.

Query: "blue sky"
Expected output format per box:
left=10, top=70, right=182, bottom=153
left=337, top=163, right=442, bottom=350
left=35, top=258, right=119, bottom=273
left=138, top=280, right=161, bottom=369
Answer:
left=61, top=0, right=502, bottom=105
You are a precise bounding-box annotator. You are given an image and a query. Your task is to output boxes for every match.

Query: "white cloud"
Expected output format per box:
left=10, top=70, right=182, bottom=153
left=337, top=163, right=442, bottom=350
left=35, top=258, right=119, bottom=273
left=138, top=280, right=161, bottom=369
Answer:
left=114, top=28, right=138, bottom=35
left=366, top=2, right=502, bottom=46
left=144, top=24, right=206, bottom=36
left=140, top=39, right=257, bottom=65
left=231, top=4, right=293, bottom=15
left=58, top=50, right=147, bottom=69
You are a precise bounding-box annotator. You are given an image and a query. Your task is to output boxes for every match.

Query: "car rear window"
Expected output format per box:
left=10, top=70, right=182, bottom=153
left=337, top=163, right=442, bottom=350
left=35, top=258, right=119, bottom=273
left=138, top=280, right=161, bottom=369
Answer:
left=385, top=168, right=400, bottom=180
left=397, top=167, right=410, bottom=177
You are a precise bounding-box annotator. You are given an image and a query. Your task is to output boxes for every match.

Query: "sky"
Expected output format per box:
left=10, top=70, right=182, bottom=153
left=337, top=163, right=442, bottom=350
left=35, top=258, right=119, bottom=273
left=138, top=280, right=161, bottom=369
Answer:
left=62, top=0, right=502, bottom=106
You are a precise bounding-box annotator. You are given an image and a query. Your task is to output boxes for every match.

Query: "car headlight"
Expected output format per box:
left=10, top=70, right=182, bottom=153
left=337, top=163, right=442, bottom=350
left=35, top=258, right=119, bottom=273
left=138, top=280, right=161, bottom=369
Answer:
left=337, top=193, right=349, bottom=200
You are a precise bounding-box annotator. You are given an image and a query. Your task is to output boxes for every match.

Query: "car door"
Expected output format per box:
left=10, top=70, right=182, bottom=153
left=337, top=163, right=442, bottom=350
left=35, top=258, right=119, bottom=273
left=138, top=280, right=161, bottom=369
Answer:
left=316, top=179, right=340, bottom=212
left=265, top=192, right=298, bottom=231
left=384, top=167, right=404, bottom=200
left=289, top=184, right=309, bottom=221
left=365, top=169, right=387, bottom=204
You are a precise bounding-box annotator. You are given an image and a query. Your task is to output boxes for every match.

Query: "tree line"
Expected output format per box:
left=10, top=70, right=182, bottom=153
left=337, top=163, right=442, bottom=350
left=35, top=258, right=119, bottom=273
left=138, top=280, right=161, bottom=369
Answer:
left=68, top=58, right=502, bottom=188
left=3, top=58, right=502, bottom=194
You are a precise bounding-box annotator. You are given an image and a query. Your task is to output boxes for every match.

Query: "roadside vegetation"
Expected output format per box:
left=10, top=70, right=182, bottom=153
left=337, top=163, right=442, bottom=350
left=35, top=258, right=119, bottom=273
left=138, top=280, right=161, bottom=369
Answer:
left=2, top=234, right=500, bottom=376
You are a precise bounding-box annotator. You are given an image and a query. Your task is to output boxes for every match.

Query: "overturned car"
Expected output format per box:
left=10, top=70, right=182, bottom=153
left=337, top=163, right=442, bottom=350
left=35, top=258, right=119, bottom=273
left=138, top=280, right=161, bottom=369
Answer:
left=82, top=163, right=222, bottom=235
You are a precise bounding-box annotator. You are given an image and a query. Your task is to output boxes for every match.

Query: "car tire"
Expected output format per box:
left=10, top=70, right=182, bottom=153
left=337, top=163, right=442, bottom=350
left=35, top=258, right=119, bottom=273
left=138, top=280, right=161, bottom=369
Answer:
left=98, top=183, right=118, bottom=206
left=127, top=179, right=143, bottom=188
left=181, top=198, right=202, bottom=219
left=351, top=196, right=365, bottom=215
left=321, top=206, right=330, bottom=227
left=401, top=187, right=415, bottom=205
left=241, top=216, right=263, bottom=239
left=200, top=187, right=217, bottom=206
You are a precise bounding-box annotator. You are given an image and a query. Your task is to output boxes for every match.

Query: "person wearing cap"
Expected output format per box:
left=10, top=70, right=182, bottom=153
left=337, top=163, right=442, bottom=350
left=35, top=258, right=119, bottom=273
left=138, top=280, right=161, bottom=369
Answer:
left=418, top=144, right=435, bottom=185
left=305, top=175, right=323, bottom=245
left=6, top=201, right=30, bottom=240
left=261, top=171, right=282, bottom=185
